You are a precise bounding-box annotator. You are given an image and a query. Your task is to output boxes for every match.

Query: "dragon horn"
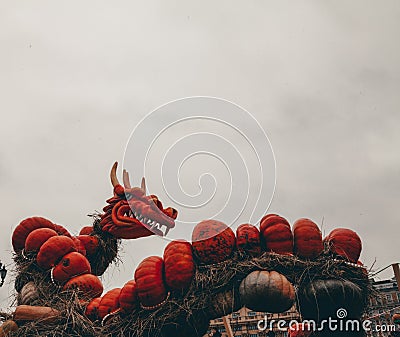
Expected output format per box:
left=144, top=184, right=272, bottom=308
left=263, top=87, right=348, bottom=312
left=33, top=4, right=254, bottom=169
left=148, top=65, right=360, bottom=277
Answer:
left=141, top=177, right=146, bottom=194
left=110, top=162, right=120, bottom=187
left=123, top=169, right=132, bottom=188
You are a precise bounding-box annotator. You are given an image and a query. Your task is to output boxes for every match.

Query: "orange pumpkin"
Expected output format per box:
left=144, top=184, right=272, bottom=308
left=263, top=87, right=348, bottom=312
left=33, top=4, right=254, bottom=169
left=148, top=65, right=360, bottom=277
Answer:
left=260, top=213, right=279, bottom=223
left=135, top=256, right=168, bottom=308
left=293, top=218, right=323, bottom=259
left=260, top=214, right=293, bottom=255
left=52, top=252, right=91, bottom=284
left=85, top=297, right=102, bottom=321
left=12, top=217, right=57, bottom=251
left=53, top=224, right=71, bottom=238
left=324, top=228, right=362, bottom=263
left=79, top=226, right=94, bottom=235
left=63, top=274, right=103, bottom=299
left=13, top=305, right=60, bottom=323
left=12, top=217, right=72, bottom=252
left=72, top=237, right=86, bottom=256
left=119, top=280, right=139, bottom=314
left=0, top=320, right=18, bottom=336
left=98, top=288, right=121, bottom=319
left=164, top=240, right=195, bottom=291
left=236, top=223, right=261, bottom=256
left=24, top=228, right=58, bottom=253
left=191, top=220, right=236, bottom=264
left=76, top=235, right=99, bottom=256
left=36, top=236, right=76, bottom=269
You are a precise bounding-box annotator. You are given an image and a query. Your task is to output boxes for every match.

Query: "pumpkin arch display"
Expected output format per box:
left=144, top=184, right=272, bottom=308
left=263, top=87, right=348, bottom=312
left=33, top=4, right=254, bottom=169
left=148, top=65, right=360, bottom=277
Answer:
left=239, top=270, right=295, bottom=313
left=191, top=219, right=236, bottom=264
left=260, top=214, right=293, bottom=255
left=6, top=161, right=370, bottom=337
left=293, top=218, right=323, bottom=259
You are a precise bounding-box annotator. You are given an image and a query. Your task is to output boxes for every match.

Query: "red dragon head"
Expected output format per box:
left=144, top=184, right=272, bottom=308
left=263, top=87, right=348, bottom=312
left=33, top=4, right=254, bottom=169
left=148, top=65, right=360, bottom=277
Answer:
left=100, top=162, right=178, bottom=239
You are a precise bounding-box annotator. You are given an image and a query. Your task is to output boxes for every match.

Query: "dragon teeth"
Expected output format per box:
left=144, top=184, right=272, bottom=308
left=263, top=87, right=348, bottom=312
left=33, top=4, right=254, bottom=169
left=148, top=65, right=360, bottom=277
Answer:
left=135, top=215, right=169, bottom=236
left=150, top=222, right=161, bottom=230
left=164, top=226, right=170, bottom=236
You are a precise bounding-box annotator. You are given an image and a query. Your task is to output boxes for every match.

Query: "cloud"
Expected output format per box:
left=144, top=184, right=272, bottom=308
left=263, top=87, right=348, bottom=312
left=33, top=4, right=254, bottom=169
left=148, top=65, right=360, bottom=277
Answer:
left=1, top=0, right=399, bottom=307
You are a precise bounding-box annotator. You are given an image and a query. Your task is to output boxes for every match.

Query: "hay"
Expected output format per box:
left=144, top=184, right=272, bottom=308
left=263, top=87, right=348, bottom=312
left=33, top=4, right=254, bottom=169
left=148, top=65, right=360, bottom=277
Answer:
left=6, top=291, right=101, bottom=337
left=106, top=250, right=371, bottom=337
left=88, top=214, right=121, bottom=276
left=8, top=252, right=102, bottom=336
left=7, top=224, right=371, bottom=337
left=3, top=260, right=100, bottom=337
left=5, top=214, right=121, bottom=337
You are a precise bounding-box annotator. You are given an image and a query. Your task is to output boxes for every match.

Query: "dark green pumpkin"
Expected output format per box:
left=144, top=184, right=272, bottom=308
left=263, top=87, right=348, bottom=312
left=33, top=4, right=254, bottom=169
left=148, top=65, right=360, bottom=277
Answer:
left=159, top=312, right=210, bottom=337
left=207, top=288, right=241, bottom=320
left=297, top=278, right=365, bottom=321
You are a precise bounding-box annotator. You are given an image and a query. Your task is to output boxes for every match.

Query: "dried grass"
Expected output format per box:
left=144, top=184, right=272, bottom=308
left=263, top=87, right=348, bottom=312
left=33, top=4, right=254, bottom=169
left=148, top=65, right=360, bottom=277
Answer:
left=4, top=229, right=371, bottom=337
left=89, top=214, right=120, bottom=276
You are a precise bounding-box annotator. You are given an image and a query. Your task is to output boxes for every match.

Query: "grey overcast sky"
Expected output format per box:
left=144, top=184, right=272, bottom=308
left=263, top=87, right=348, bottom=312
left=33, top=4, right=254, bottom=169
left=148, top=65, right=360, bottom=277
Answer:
left=1, top=1, right=399, bottom=309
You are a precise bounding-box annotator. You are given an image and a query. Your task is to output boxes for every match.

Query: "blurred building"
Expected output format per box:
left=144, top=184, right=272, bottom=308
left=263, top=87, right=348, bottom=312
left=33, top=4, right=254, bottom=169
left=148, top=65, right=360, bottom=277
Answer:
left=366, top=278, right=400, bottom=337
left=206, top=306, right=299, bottom=337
